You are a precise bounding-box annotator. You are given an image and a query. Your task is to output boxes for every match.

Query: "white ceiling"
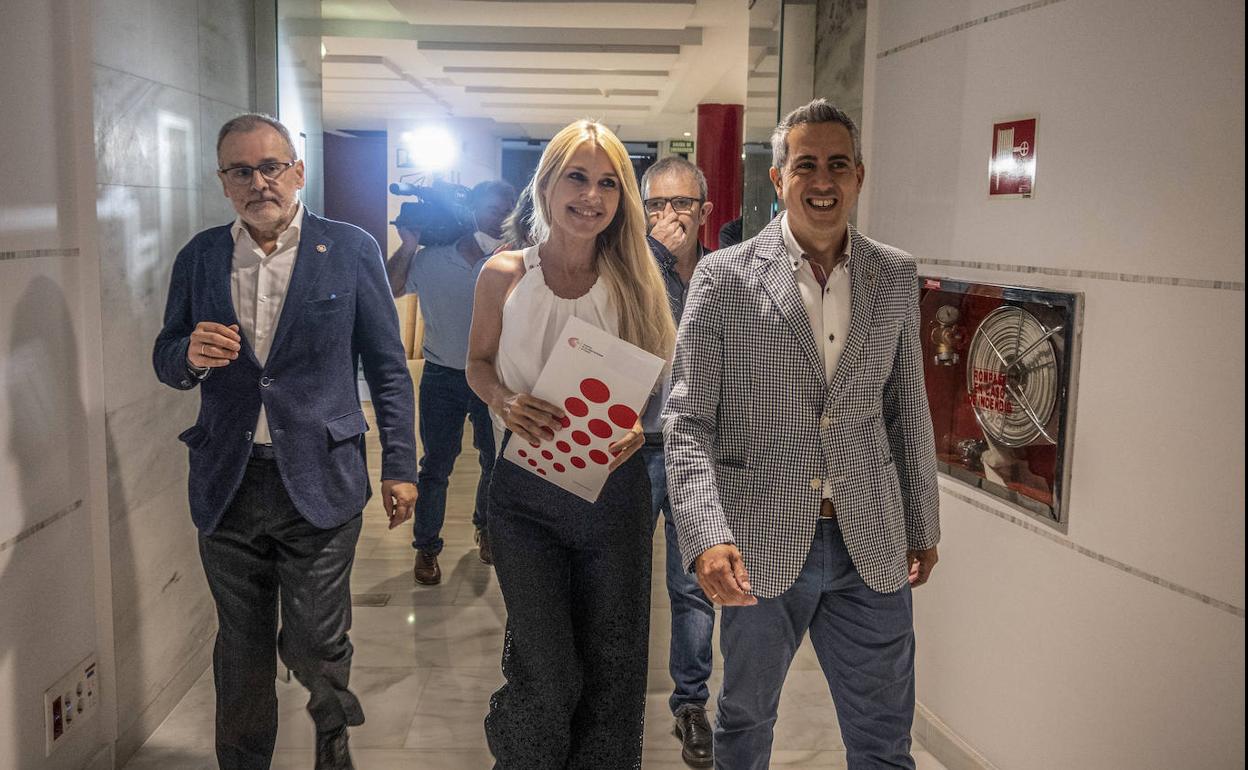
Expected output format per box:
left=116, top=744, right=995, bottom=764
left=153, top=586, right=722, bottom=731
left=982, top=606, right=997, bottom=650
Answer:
left=315, top=0, right=780, bottom=142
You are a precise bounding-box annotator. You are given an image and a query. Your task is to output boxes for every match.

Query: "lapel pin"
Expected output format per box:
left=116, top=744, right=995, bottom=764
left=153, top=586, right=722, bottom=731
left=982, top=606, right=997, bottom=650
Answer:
left=316, top=244, right=327, bottom=253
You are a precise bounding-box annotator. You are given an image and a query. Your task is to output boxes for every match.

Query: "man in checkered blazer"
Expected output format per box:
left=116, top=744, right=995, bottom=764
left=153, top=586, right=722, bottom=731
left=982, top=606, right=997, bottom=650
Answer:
left=663, top=99, right=941, bottom=769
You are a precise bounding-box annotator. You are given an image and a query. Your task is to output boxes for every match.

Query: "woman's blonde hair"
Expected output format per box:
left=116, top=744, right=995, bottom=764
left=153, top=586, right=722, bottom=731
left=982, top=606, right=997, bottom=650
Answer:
left=530, top=120, right=676, bottom=361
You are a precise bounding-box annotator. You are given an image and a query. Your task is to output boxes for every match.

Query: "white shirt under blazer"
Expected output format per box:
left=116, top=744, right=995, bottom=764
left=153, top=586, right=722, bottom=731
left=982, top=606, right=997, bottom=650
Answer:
left=662, top=215, right=940, bottom=597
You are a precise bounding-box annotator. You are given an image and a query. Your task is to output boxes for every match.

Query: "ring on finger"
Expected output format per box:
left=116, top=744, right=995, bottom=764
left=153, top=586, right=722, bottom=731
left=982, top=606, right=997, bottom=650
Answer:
left=201, top=343, right=208, bottom=358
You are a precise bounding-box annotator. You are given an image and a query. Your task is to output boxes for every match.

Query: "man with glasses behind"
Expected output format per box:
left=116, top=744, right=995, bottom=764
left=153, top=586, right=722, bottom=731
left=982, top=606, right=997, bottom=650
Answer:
left=154, top=113, right=418, bottom=770
left=640, top=155, right=717, bottom=767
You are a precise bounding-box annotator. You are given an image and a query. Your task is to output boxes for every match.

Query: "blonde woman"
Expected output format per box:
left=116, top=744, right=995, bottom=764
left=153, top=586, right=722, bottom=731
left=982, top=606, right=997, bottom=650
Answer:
left=467, top=120, right=676, bottom=767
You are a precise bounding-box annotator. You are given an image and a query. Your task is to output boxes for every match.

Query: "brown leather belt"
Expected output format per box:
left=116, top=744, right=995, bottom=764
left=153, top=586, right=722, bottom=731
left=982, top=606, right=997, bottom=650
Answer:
left=819, top=500, right=836, bottom=518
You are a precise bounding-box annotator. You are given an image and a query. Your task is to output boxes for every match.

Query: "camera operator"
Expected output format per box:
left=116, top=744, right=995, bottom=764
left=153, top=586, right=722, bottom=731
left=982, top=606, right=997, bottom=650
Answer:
left=387, top=179, right=516, bottom=584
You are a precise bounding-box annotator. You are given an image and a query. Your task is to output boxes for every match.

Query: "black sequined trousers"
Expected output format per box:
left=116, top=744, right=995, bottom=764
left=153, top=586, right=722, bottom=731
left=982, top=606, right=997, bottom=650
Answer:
left=485, top=438, right=652, bottom=769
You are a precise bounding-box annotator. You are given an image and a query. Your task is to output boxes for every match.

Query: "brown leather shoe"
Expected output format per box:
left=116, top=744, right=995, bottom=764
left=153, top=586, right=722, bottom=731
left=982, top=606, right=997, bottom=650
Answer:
left=413, top=549, right=441, bottom=585
left=475, top=527, right=493, bottom=565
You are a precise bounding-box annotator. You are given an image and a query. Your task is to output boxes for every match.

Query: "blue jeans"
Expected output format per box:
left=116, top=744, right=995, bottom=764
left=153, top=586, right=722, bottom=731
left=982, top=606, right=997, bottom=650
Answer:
left=411, top=361, right=495, bottom=555
left=643, top=443, right=716, bottom=714
left=715, top=518, right=916, bottom=770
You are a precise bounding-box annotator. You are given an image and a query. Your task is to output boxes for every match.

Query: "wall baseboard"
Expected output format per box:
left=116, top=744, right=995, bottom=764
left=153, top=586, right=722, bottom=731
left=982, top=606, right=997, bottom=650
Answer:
left=914, top=701, right=1001, bottom=770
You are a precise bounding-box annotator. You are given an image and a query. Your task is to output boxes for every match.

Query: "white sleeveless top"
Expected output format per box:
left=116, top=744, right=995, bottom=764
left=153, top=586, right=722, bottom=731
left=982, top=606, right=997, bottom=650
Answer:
left=492, top=244, right=618, bottom=435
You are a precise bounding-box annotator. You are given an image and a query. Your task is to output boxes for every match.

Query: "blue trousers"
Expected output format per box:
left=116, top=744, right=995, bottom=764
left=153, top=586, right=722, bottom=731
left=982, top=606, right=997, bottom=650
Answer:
left=715, top=518, right=916, bottom=770
left=412, top=361, right=495, bottom=555
left=642, top=443, right=716, bottom=714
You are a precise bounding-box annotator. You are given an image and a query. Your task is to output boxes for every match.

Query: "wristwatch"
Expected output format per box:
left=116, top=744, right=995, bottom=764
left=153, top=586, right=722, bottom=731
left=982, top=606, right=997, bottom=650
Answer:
left=186, top=361, right=210, bottom=380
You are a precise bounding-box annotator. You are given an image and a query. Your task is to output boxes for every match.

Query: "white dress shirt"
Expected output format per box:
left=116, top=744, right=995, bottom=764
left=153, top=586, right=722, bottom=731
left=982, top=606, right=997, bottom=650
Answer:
left=780, top=212, right=853, bottom=384
left=780, top=212, right=853, bottom=500
left=230, top=203, right=305, bottom=445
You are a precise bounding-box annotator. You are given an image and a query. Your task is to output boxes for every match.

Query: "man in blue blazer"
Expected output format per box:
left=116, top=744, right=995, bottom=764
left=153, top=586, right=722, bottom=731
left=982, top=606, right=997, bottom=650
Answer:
left=154, top=114, right=417, bottom=770
left=664, top=100, right=941, bottom=769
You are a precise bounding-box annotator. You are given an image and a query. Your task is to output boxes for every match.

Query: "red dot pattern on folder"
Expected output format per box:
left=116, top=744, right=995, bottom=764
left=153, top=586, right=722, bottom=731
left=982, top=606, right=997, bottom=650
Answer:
left=580, top=378, right=610, bottom=403
left=608, top=404, right=638, bottom=429
left=517, top=378, right=640, bottom=479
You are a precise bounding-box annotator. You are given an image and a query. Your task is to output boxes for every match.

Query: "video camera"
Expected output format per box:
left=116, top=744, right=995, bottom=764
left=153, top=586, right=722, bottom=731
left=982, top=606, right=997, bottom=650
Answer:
left=389, top=179, right=475, bottom=247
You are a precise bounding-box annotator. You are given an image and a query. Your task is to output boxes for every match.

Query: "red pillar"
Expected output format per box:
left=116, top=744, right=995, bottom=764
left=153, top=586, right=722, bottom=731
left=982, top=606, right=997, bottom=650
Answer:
left=695, top=103, right=744, bottom=249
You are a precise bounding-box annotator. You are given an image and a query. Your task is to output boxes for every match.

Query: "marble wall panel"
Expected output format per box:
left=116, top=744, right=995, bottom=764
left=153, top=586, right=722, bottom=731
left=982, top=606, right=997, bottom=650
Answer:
left=813, top=0, right=867, bottom=125
left=109, top=482, right=216, bottom=746
left=94, top=0, right=199, bottom=95
left=0, top=0, right=79, bottom=253
left=93, top=0, right=258, bottom=763
left=95, top=183, right=198, bottom=411
left=199, top=96, right=248, bottom=227
left=0, top=2, right=107, bottom=769
left=0, top=508, right=101, bottom=770
left=107, top=481, right=209, bottom=642
left=104, top=385, right=198, bottom=525
left=0, top=259, right=88, bottom=539
left=113, top=623, right=215, bottom=764
left=198, top=0, right=256, bottom=110
left=94, top=66, right=201, bottom=191
left=278, top=0, right=324, bottom=213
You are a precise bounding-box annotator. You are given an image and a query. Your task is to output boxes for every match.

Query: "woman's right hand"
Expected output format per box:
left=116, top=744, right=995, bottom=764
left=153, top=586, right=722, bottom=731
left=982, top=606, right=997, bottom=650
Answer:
left=500, top=392, right=566, bottom=446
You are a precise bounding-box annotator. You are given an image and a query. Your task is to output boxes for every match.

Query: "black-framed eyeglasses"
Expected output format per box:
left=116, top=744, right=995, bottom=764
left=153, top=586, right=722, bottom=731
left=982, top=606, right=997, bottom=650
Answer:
left=643, top=196, right=703, bottom=215
left=218, top=161, right=297, bottom=187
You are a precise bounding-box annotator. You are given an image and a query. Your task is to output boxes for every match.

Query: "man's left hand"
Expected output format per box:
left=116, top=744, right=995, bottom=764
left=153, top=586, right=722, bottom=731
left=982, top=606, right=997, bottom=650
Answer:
left=381, top=479, right=417, bottom=529
left=907, top=545, right=939, bottom=587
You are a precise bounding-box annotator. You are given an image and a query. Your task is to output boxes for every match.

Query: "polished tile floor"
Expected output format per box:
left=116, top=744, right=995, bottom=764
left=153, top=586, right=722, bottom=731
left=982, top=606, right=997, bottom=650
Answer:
left=126, top=365, right=947, bottom=769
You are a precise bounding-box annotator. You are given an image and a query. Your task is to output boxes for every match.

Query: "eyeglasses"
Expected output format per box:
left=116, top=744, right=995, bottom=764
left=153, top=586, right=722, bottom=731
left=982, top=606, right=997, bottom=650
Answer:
left=643, top=196, right=703, bottom=215
left=218, top=161, right=297, bottom=187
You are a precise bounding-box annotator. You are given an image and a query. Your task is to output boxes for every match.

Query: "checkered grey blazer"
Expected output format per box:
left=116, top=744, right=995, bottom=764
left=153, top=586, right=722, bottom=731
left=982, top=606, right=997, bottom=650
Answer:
left=662, top=217, right=940, bottom=597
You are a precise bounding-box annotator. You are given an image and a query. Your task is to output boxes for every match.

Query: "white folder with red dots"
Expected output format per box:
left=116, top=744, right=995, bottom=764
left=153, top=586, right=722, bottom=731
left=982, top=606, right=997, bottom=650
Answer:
left=502, top=315, right=666, bottom=502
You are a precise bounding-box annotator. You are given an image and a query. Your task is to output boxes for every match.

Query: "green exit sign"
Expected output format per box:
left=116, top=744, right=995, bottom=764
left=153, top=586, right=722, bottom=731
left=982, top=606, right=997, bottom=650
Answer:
left=669, top=139, right=695, bottom=153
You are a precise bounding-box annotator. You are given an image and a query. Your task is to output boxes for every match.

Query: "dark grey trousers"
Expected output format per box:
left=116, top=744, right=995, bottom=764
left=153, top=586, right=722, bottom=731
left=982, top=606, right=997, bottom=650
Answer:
left=198, top=455, right=364, bottom=770
left=484, top=435, right=653, bottom=769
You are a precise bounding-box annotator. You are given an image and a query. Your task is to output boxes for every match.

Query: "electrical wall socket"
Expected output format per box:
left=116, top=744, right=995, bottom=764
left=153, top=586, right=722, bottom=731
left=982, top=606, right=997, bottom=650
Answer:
left=44, top=655, right=98, bottom=757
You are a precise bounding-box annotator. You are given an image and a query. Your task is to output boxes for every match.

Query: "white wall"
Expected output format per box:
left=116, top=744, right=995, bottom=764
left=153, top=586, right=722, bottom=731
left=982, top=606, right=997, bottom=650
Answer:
left=0, top=1, right=112, bottom=767
left=861, top=1, right=1245, bottom=768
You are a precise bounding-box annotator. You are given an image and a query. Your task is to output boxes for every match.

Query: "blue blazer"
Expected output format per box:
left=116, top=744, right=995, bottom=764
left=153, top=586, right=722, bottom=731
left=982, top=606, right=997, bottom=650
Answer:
left=153, top=210, right=417, bottom=534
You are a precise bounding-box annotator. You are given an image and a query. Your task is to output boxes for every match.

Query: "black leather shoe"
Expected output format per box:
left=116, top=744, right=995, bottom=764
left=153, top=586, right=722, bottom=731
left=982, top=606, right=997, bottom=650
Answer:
left=673, top=705, right=713, bottom=767
left=315, top=726, right=355, bottom=770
